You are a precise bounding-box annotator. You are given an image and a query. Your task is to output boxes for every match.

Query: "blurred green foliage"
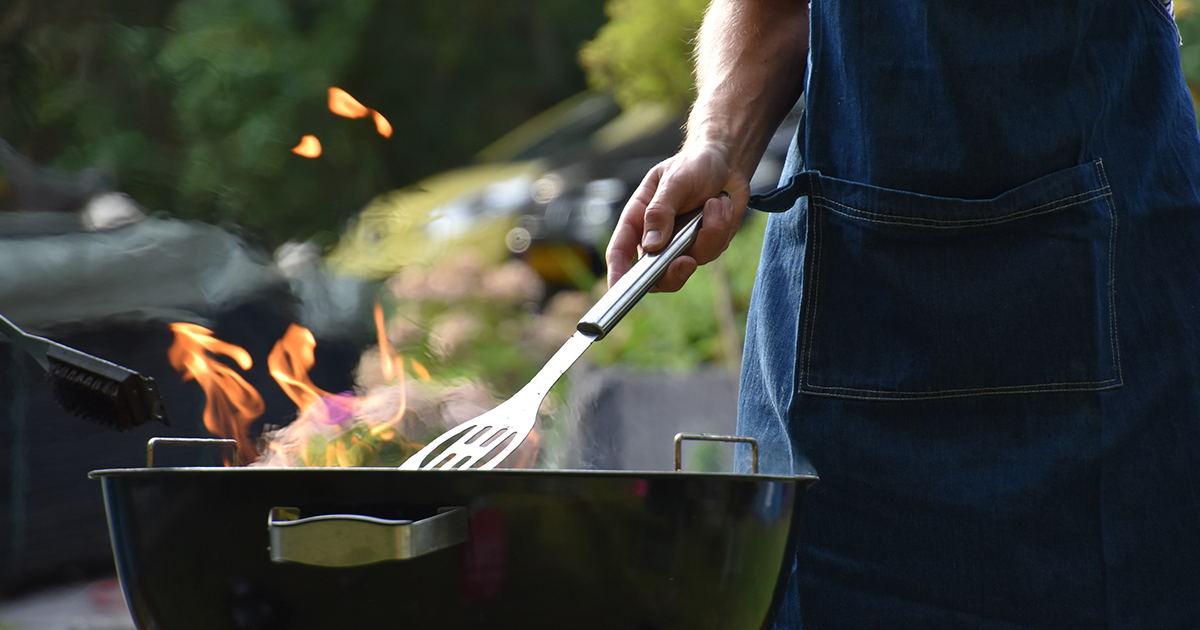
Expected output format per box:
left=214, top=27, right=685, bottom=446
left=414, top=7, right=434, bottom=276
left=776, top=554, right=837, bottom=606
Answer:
left=0, top=0, right=606, bottom=245
left=1176, top=3, right=1200, bottom=105
left=578, top=0, right=708, bottom=114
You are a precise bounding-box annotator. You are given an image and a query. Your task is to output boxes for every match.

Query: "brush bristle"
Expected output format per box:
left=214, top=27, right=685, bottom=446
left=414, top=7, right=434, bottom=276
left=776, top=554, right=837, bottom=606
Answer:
left=47, top=357, right=168, bottom=430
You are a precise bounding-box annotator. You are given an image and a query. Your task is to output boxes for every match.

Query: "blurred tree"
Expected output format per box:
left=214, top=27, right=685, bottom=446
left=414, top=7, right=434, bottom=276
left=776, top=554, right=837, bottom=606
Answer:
left=0, top=0, right=606, bottom=246
left=578, top=0, right=708, bottom=114
left=1, top=1, right=179, bottom=209
left=157, top=0, right=378, bottom=241
left=1174, top=1, right=1200, bottom=109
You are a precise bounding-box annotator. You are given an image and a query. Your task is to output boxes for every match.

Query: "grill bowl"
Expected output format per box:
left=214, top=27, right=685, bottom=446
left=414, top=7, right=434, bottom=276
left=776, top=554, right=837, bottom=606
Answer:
left=91, top=466, right=815, bottom=630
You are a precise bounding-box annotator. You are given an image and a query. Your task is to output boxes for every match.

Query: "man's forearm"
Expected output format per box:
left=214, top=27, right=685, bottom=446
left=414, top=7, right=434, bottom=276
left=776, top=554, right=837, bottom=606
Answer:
left=686, top=0, right=809, bottom=181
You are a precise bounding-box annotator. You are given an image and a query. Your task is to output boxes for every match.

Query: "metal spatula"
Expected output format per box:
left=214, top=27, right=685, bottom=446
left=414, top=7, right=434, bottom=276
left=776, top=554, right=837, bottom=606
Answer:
left=400, top=210, right=704, bottom=470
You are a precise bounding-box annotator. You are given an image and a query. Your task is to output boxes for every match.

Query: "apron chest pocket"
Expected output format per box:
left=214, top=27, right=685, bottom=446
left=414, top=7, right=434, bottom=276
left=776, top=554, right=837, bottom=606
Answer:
left=797, top=160, right=1120, bottom=400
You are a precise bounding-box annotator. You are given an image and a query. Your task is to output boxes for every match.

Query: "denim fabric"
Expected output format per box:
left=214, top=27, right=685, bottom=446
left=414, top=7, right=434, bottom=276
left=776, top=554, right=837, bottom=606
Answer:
left=741, top=1, right=1200, bottom=628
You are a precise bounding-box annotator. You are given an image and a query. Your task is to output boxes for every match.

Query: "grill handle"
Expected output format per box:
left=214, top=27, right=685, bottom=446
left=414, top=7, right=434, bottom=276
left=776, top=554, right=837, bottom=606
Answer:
left=146, top=437, right=237, bottom=467
left=674, top=433, right=759, bottom=474
left=268, top=507, right=467, bottom=567
left=578, top=209, right=703, bottom=340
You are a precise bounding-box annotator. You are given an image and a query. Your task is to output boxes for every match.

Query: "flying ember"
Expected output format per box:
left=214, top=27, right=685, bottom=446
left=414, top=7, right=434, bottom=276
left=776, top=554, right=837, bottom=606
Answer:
left=328, top=87, right=369, bottom=119
left=373, top=110, right=393, bottom=138
left=328, top=87, right=392, bottom=138
left=292, top=135, right=322, bottom=158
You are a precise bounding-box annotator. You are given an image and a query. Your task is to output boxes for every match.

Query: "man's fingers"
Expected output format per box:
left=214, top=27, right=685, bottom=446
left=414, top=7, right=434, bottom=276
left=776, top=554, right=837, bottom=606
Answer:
left=641, top=204, right=677, bottom=251
left=653, top=256, right=698, bottom=293
left=690, top=195, right=734, bottom=266
left=605, top=215, right=641, bottom=288
left=611, top=192, right=742, bottom=290
left=641, top=174, right=693, bottom=252
left=605, top=168, right=662, bottom=287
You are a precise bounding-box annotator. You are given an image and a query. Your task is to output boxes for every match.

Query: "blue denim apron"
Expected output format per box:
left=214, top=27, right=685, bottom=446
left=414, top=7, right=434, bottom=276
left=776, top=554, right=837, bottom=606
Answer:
left=740, top=1, right=1200, bottom=627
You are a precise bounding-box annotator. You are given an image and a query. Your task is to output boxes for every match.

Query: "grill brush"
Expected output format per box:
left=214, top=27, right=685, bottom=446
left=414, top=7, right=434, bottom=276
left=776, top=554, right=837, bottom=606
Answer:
left=0, top=313, right=169, bottom=429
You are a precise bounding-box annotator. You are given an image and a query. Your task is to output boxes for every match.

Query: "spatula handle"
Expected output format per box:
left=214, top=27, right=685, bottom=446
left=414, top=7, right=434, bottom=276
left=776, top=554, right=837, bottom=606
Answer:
left=578, top=209, right=703, bottom=339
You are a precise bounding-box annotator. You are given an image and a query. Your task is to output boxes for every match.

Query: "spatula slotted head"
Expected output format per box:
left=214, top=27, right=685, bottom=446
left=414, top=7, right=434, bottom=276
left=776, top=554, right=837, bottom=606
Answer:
left=399, top=404, right=530, bottom=470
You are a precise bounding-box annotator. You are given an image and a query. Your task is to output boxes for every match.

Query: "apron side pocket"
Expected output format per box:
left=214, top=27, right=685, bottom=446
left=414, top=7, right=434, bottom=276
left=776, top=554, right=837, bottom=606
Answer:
left=799, top=160, right=1120, bottom=400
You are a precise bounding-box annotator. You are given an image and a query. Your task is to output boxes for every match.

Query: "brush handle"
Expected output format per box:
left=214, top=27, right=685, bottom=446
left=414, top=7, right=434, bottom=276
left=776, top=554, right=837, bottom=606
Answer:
left=577, top=209, right=703, bottom=340
left=0, top=313, right=49, bottom=369
left=0, top=313, right=131, bottom=376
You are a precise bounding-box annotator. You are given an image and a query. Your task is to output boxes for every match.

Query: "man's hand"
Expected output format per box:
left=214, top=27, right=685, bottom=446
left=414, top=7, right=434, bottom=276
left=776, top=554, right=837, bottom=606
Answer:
left=605, top=143, right=750, bottom=292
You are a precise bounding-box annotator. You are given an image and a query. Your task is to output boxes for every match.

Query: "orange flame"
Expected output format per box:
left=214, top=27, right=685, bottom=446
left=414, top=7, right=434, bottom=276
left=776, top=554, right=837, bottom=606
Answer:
left=292, top=135, right=322, bottom=158
left=267, top=324, right=343, bottom=422
left=371, top=302, right=407, bottom=433
left=372, top=110, right=393, bottom=138
left=167, top=323, right=264, bottom=464
left=410, top=358, right=431, bottom=381
left=374, top=302, right=395, bottom=381
left=328, top=87, right=369, bottom=119
left=329, top=87, right=392, bottom=137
